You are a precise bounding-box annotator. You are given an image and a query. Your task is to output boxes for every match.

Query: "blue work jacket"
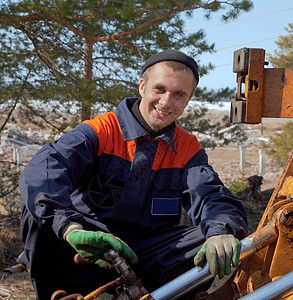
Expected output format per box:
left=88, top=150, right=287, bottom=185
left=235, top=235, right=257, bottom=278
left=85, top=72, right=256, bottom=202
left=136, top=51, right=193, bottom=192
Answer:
left=19, top=97, right=248, bottom=245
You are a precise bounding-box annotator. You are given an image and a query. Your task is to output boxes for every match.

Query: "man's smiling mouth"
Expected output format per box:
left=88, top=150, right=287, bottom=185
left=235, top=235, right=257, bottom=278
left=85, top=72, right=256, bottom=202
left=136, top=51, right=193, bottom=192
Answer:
left=155, top=107, right=170, bottom=115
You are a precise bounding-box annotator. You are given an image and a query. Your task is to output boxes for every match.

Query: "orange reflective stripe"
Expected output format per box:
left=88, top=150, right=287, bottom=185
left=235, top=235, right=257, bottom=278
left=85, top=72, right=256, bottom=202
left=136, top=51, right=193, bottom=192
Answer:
left=152, top=126, right=202, bottom=170
left=83, top=112, right=136, bottom=161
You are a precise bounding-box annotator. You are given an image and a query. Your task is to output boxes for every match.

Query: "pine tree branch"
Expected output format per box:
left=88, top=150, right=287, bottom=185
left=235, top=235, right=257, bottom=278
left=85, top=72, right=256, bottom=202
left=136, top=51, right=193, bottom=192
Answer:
left=0, top=68, right=32, bottom=133
left=1, top=1, right=242, bottom=43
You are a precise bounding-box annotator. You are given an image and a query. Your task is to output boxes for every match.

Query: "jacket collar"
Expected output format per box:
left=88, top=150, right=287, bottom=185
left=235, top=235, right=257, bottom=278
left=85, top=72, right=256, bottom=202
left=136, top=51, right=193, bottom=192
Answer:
left=116, top=98, right=177, bottom=153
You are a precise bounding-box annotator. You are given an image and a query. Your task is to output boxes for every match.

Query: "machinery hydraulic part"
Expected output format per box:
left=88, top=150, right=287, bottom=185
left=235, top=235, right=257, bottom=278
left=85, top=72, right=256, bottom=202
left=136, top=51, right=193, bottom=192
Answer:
left=239, top=271, right=293, bottom=300
left=51, top=250, right=150, bottom=300
left=230, top=47, right=293, bottom=124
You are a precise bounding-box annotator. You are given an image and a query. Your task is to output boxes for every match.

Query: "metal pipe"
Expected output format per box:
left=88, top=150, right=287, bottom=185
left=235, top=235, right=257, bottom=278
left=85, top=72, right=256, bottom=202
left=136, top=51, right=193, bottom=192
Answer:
left=150, top=263, right=212, bottom=300
left=239, top=271, right=293, bottom=300
left=150, top=222, right=278, bottom=300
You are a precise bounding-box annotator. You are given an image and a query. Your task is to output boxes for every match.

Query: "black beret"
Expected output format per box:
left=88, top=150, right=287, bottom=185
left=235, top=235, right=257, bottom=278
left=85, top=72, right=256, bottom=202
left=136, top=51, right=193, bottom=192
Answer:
left=141, top=50, right=199, bottom=84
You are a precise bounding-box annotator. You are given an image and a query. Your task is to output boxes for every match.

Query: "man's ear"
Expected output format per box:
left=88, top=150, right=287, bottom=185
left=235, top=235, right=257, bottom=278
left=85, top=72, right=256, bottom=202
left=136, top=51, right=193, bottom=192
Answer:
left=139, top=78, right=145, bottom=97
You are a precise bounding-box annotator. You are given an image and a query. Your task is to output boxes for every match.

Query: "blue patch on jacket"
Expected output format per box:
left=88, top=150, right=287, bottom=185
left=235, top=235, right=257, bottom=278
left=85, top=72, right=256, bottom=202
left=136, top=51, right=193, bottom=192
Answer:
left=151, top=198, right=181, bottom=215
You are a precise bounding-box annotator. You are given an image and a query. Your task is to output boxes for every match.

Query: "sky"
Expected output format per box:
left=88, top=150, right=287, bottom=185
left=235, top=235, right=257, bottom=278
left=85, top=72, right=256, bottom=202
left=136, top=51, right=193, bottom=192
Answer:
left=183, top=0, right=293, bottom=90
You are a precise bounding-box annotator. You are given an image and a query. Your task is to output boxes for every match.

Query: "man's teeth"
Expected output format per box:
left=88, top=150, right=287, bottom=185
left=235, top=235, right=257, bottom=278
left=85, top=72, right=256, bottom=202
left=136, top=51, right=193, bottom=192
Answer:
left=156, top=107, right=169, bottom=115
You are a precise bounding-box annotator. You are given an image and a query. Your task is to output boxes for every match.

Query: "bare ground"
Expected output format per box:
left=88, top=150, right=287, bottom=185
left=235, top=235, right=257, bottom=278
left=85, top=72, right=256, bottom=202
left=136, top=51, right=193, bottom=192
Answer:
left=0, top=218, right=35, bottom=299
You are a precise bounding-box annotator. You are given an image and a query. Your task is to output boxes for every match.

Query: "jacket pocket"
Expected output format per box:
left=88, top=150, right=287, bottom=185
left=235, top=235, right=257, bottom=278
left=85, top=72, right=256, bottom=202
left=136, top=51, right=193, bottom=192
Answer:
left=151, top=169, right=183, bottom=217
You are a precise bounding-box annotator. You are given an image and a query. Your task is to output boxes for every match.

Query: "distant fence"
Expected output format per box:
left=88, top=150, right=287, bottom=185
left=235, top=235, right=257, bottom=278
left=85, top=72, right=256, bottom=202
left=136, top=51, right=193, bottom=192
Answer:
left=239, top=146, right=266, bottom=176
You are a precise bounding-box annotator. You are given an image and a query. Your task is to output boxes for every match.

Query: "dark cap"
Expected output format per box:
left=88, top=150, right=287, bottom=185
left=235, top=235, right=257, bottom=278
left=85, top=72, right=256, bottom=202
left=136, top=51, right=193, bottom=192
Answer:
left=141, top=50, right=199, bottom=84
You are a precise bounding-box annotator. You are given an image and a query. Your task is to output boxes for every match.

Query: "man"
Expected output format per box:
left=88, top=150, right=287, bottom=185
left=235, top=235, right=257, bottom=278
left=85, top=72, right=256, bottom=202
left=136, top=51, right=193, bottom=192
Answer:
left=19, top=50, right=248, bottom=299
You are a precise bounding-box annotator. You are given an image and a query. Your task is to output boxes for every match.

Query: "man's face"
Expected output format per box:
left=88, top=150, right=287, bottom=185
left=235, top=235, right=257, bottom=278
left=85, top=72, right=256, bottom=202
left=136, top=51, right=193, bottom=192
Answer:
left=139, top=63, right=195, bottom=131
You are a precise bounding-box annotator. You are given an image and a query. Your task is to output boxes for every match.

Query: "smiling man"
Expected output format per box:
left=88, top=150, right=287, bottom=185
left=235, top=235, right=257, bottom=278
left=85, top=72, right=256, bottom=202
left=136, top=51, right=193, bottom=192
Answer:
left=19, top=50, right=248, bottom=299
left=139, top=61, right=195, bottom=130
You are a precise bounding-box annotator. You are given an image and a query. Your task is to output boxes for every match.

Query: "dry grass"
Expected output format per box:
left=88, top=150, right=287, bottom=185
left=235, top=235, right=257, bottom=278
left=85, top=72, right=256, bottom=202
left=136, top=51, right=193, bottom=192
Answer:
left=0, top=218, right=22, bottom=270
left=0, top=272, right=35, bottom=300
left=0, top=216, right=35, bottom=299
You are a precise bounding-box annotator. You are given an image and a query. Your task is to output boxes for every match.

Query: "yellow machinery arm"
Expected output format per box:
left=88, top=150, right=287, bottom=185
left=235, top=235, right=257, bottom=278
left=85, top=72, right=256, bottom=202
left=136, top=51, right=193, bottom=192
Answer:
left=230, top=48, right=293, bottom=299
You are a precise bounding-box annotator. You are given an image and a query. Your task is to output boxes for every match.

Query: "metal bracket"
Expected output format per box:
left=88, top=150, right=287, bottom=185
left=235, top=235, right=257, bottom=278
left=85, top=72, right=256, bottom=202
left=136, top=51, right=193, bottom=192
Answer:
left=230, top=47, right=293, bottom=124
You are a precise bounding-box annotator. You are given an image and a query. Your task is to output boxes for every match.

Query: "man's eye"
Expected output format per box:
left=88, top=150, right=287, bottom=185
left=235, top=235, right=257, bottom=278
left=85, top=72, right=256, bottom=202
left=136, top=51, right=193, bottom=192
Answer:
left=155, top=87, right=165, bottom=93
left=175, top=92, right=184, bottom=98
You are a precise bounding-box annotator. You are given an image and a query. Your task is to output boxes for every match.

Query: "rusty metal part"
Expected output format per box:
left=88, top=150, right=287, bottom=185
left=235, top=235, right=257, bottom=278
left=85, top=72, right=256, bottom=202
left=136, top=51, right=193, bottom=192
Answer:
left=51, top=290, right=68, bottom=300
left=230, top=220, right=278, bottom=297
left=278, top=176, right=293, bottom=198
left=84, top=278, right=122, bottom=300
left=52, top=250, right=150, bottom=300
left=116, top=280, right=150, bottom=300
left=262, top=68, right=293, bottom=119
left=258, top=152, right=293, bottom=230
left=103, top=250, right=149, bottom=299
left=247, top=270, right=271, bottom=293
left=82, top=251, right=149, bottom=300
left=269, top=203, right=293, bottom=279
left=247, top=270, right=270, bottom=294
left=231, top=47, right=293, bottom=124
left=51, top=290, right=84, bottom=300
left=232, top=253, right=267, bottom=298
left=232, top=194, right=293, bottom=297
left=83, top=275, right=148, bottom=300
left=139, top=294, right=155, bottom=300
left=239, top=271, right=293, bottom=300
left=104, top=250, right=137, bottom=282
left=276, top=203, right=293, bottom=239
left=58, top=295, right=84, bottom=300
left=239, top=220, right=278, bottom=262
left=267, top=200, right=291, bottom=222
left=260, top=242, right=276, bottom=277
left=52, top=271, right=145, bottom=300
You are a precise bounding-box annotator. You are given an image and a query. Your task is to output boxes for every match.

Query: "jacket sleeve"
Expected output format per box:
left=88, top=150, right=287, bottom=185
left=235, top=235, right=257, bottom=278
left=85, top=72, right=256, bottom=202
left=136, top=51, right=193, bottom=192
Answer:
left=19, top=123, right=99, bottom=238
left=182, top=149, right=248, bottom=240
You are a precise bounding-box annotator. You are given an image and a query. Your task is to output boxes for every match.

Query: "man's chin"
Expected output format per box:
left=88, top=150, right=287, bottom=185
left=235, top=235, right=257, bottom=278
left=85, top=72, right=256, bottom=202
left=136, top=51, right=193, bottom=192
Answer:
left=152, top=122, right=169, bottom=131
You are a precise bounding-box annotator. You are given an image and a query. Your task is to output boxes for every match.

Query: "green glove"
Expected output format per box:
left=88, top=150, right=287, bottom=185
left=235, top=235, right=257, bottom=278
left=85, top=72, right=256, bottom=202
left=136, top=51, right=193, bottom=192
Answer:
left=194, top=234, right=241, bottom=278
left=67, top=230, right=138, bottom=268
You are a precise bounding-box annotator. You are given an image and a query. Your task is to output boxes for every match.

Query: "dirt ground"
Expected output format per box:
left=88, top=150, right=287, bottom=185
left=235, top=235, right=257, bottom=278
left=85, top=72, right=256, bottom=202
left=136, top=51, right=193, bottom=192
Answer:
left=0, top=113, right=288, bottom=299
left=0, top=272, right=35, bottom=299
left=0, top=218, right=36, bottom=299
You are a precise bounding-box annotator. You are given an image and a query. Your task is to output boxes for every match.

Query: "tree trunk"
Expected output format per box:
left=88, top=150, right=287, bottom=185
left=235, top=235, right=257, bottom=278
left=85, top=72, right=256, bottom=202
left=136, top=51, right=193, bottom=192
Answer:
left=81, top=39, right=93, bottom=121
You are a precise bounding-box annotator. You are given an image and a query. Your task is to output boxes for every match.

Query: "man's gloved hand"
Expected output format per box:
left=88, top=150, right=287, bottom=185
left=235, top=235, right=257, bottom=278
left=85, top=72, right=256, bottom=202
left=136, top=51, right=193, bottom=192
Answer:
left=193, top=234, right=241, bottom=278
left=63, top=223, right=138, bottom=268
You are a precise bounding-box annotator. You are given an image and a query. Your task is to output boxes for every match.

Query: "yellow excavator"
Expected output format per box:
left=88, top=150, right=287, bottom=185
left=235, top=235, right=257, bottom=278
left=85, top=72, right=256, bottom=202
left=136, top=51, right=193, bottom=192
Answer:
left=51, top=48, right=293, bottom=300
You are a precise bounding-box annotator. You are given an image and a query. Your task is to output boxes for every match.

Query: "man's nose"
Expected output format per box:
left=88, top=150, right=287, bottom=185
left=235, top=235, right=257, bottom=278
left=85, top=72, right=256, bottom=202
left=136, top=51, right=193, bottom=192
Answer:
left=159, top=92, right=173, bottom=107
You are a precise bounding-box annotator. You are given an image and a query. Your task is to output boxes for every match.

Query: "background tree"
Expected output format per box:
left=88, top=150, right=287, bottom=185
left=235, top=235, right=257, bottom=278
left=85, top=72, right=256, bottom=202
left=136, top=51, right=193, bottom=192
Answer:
left=1, top=0, right=252, bottom=129
left=267, top=23, right=293, bottom=68
left=178, top=87, right=247, bottom=149
left=261, top=121, right=293, bottom=167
